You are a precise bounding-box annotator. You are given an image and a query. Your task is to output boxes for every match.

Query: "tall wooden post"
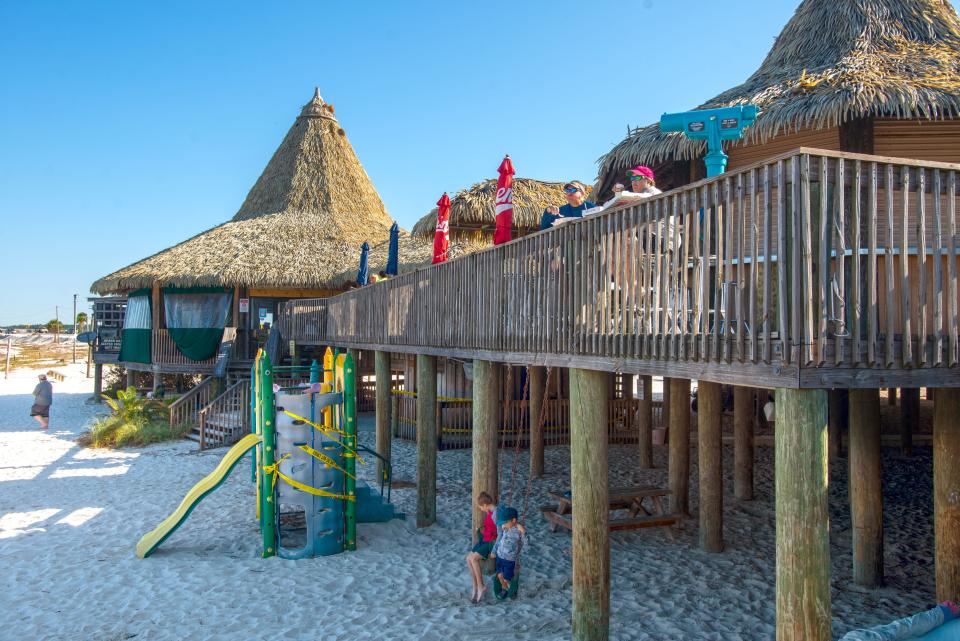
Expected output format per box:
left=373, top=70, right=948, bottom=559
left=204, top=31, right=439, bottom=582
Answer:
left=900, top=388, right=919, bottom=457
left=570, top=368, right=610, bottom=641
left=849, top=388, right=884, bottom=587
left=734, top=385, right=754, bottom=501
left=472, top=360, right=500, bottom=534
left=668, top=378, right=690, bottom=516
left=662, top=377, right=672, bottom=439
left=390, top=395, right=399, bottom=437
left=828, top=389, right=847, bottom=459
left=775, top=388, right=831, bottom=641
left=416, top=354, right=437, bottom=528
left=374, top=351, right=391, bottom=482
left=638, top=375, right=653, bottom=469
left=934, top=388, right=960, bottom=602
left=887, top=388, right=897, bottom=405
left=698, top=381, right=723, bottom=552
left=93, top=363, right=103, bottom=401
left=152, top=372, right=162, bottom=394
left=529, top=366, right=546, bottom=478
left=126, top=370, right=136, bottom=390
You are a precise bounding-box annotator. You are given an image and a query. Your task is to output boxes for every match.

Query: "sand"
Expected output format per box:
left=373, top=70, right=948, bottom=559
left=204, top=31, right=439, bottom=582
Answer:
left=0, top=363, right=940, bottom=640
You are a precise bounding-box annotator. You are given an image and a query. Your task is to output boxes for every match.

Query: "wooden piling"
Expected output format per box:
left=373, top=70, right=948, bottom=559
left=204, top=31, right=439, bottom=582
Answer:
left=126, top=370, right=136, bottom=390
left=416, top=354, right=437, bottom=528
left=775, top=388, right=831, bottom=641
left=698, top=381, right=723, bottom=552
left=849, top=388, right=884, bottom=587
left=934, top=388, right=960, bottom=602
left=887, top=388, right=897, bottom=405
left=93, top=363, right=103, bottom=401
left=900, top=388, right=919, bottom=457
left=570, top=368, right=610, bottom=641
left=529, top=366, right=546, bottom=478
left=734, top=385, right=754, bottom=501
left=638, top=375, right=653, bottom=469
left=668, top=378, right=690, bottom=516
left=471, top=360, right=500, bottom=533
left=374, top=351, right=391, bottom=483
left=828, top=389, right=847, bottom=459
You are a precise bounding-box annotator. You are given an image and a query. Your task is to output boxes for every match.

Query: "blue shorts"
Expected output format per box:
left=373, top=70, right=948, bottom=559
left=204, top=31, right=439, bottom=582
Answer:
left=495, top=557, right=516, bottom=581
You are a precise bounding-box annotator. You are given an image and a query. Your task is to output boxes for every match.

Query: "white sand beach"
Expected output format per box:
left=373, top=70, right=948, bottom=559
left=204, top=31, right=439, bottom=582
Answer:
left=0, top=365, right=939, bottom=640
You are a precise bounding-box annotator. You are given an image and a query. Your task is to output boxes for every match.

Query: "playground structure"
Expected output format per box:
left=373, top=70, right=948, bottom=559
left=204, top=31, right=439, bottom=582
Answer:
left=137, top=348, right=398, bottom=559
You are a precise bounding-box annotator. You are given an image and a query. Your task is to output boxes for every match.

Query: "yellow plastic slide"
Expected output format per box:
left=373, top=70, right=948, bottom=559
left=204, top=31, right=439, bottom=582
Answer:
left=136, top=433, right=261, bottom=558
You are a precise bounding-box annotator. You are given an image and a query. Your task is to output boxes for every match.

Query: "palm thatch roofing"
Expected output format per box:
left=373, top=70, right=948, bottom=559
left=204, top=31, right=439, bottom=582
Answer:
left=411, top=178, right=592, bottom=241
left=596, top=0, right=960, bottom=196
left=92, top=89, right=417, bottom=294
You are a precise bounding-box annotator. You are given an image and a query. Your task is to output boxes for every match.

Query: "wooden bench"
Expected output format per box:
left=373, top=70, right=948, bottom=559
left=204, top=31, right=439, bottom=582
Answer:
left=46, top=370, right=65, bottom=382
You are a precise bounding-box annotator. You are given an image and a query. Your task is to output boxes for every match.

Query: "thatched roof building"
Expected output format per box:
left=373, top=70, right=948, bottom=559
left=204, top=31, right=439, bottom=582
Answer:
left=92, top=89, right=413, bottom=294
left=411, top=178, right=592, bottom=242
left=596, top=0, right=960, bottom=197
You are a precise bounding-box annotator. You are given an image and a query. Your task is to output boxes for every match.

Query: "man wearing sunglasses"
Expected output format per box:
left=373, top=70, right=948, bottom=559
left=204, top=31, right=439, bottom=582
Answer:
left=539, top=181, right=596, bottom=230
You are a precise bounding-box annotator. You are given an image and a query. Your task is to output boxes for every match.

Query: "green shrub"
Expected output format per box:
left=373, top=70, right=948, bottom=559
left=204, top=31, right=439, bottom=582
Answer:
left=79, top=387, right=187, bottom=448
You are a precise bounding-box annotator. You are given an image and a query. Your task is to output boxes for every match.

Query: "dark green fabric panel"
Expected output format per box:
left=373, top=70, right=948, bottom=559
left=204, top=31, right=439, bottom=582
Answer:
left=128, top=288, right=152, bottom=298
left=162, top=286, right=230, bottom=295
left=119, top=328, right=152, bottom=364
left=167, top=327, right=224, bottom=361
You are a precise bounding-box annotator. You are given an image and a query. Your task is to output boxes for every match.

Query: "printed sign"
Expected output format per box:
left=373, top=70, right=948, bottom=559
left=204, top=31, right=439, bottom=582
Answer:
left=239, top=298, right=249, bottom=313
left=259, top=307, right=267, bottom=321
left=688, top=121, right=705, bottom=133
left=720, top=117, right=740, bottom=129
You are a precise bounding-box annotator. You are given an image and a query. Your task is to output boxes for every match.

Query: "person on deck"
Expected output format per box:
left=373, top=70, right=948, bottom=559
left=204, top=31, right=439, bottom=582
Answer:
left=492, top=507, right=527, bottom=599
left=540, top=181, right=596, bottom=230
left=465, top=492, right=498, bottom=603
left=31, top=374, right=53, bottom=429
left=614, top=165, right=663, bottom=199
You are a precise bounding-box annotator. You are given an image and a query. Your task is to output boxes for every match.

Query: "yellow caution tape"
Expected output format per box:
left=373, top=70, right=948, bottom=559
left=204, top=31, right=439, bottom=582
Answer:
left=283, top=409, right=348, bottom=437
left=280, top=409, right=365, bottom=465
left=263, top=455, right=355, bottom=502
left=297, top=444, right=355, bottom=480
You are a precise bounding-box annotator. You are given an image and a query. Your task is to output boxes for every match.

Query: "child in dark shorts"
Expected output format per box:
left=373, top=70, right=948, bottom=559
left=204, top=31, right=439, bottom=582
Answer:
left=465, top=492, right=498, bottom=603
left=492, top=507, right=527, bottom=595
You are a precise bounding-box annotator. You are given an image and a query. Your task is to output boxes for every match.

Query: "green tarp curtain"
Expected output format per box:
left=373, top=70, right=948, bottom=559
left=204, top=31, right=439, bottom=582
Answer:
left=119, top=293, right=152, bottom=364
left=163, top=289, right=232, bottom=361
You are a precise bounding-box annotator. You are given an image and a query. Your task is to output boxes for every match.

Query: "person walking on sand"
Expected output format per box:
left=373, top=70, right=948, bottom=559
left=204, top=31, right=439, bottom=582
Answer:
left=31, top=374, right=53, bottom=429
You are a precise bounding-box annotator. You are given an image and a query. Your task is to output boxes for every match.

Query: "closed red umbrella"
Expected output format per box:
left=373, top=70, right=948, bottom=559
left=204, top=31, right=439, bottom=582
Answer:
left=432, top=192, right=451, bottom=264
left=493, top=155, right=514, bottom=245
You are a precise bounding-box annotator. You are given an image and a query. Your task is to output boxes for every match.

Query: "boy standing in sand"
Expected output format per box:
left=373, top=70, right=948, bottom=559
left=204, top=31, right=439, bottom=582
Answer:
left=492, top=507, right=527, bottom=598
left=31, top=374, right=53, bottom=429
left=466, top=492, right=498, bottom=603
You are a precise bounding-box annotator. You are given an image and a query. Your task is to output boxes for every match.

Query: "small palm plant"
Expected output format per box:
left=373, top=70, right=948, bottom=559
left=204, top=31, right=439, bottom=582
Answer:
left=83, top=387, right=173, bottom=447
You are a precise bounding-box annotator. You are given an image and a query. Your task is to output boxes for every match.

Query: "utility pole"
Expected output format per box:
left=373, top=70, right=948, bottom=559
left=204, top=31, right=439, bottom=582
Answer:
left=4, top=336, right=10, bottom=379
left=55, top=305, right=59, bottom=344
left=72, top=294, right=78, bottom=363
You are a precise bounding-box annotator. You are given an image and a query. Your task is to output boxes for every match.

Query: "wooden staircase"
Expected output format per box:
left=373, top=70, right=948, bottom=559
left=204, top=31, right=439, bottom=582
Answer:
left=193, top=379, right=251, bottom=450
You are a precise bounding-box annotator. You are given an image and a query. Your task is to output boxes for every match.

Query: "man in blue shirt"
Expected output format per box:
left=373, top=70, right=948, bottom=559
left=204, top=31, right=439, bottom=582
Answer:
left=539, top=181, right=596, bottom=230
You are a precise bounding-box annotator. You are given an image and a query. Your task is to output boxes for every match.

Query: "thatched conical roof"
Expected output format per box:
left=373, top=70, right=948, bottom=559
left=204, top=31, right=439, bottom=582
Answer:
left=411, top=178, right=592, bottom=241
left=596, top=0, right=960, bottom=196
left=92, top=89, right=404, bottom=294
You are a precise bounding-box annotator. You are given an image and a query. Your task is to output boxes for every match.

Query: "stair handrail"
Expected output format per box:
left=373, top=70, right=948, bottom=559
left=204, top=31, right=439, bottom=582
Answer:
left=198, top=379, right=250, bottom=450
left=169, top=376, right=215, bottom=430
left=355, top=443, right=392, bottom=504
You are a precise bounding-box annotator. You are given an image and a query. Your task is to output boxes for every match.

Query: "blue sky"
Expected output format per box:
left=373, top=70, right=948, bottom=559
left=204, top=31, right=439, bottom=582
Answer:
left=2, top=1, right=951, bottom=325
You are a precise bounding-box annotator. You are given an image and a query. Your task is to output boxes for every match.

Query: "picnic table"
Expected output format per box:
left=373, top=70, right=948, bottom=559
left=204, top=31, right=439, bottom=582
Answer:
left=541, top=486, right=681, bottom=538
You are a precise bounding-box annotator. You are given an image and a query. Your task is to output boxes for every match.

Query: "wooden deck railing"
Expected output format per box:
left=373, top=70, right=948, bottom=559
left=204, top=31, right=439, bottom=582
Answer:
left=149, top=328, right=237, bottom=371
left=198, top=379, right=250, bottom=450
left=391, top=392, right=662, bottom=450
left=287, top=148, right=960, bottom=389
left=169, top=376, right=215, bottom=431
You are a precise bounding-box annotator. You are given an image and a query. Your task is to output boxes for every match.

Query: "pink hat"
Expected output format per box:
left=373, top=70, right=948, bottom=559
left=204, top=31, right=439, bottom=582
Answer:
left=627, top=165, right=655, bottom=181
